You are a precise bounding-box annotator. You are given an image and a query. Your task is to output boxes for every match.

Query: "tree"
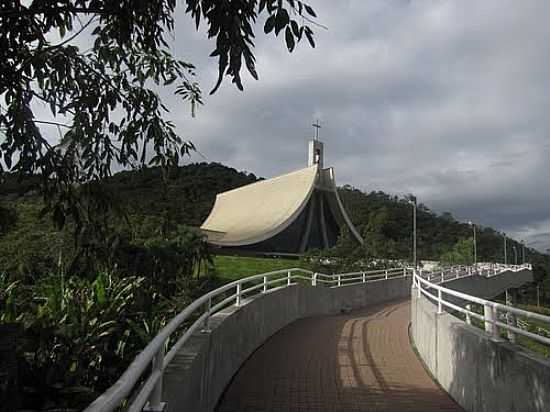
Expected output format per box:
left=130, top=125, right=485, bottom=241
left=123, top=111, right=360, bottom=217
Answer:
left=440, top=238, right=474, bottom=266
left=0, top=0, right=319, bottom=233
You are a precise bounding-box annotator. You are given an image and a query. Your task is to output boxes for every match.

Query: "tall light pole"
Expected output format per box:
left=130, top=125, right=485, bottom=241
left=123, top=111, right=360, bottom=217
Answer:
left=503, top=233, right=507, bottom=265
left=512, top=246, right=518, bottom=265
left=409, top=197, right=417, bottom=268
left=468, top=221, right=477, bottom=266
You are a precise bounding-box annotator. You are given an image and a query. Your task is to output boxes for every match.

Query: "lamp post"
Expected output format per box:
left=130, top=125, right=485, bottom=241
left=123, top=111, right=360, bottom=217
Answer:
left=468, top=221, right=477, bottom=266
left=503, top=233, right=507, bottom=265
left=409, top=197, right=417, bottom=268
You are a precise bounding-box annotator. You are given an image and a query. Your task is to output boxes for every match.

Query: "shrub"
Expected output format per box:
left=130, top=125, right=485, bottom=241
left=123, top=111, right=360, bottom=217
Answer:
left=3, top=272, right=148, bottom=410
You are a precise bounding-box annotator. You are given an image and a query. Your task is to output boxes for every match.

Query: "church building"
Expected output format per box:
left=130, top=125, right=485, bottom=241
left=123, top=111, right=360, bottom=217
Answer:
left=200, top=138, right=364, bottom=254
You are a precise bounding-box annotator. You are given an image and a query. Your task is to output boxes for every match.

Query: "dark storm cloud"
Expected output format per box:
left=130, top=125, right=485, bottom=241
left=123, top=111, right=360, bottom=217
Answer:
left=158, top=1, right=550, bottom=252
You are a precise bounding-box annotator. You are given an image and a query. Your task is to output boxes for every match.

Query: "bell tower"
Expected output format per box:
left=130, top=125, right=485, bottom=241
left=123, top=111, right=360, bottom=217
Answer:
left=308, top=140, right=324, bottom=169
left=308, top=120, right=324, bottom=169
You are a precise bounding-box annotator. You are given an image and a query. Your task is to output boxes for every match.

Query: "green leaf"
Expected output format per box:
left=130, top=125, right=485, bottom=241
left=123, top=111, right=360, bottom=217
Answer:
left=264, top=15, right=276, bottom=34
left=305, top=5, right=317, bottom=17
left=305, top=28, right=315, bottom=48
left=275, top=9, right=290, bottom=35
left=285, top=27, right=295, bottom=52
left=291, top=20, right=300, bottom=37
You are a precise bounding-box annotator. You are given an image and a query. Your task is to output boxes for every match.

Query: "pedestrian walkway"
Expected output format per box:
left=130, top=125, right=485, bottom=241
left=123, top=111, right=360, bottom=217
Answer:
left=216, top=299, right=462, bottom=412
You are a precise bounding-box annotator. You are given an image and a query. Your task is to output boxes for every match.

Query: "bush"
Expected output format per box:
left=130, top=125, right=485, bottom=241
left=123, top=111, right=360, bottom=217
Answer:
left=3, top=272, right=149, bottom=410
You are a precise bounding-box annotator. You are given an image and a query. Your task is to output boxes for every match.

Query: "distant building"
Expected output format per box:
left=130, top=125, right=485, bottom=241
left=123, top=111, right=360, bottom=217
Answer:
left=200, top=139, right=363, bottom=254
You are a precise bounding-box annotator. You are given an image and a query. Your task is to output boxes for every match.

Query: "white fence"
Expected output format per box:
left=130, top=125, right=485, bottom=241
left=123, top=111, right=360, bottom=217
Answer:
left=413, top=264, right=550, bottom=348
left=86, top=263, right=542, bottom=412
left=85, top=267, right=408, bottom=412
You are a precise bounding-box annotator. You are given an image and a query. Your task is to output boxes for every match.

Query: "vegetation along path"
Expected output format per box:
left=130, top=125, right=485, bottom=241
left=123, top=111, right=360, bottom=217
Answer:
left=216, top=299, right=462, bottom=412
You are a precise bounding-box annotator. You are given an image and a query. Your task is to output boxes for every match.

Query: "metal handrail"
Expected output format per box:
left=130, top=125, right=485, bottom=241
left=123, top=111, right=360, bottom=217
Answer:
left=85, top=266, right=411, bottom=412
left=412, top=264, right=550, bottom=348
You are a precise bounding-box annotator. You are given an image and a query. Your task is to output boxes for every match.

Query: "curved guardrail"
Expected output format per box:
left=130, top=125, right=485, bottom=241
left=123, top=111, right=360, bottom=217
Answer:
left=413, top=264, right=550, bottom=348
left=85, top=266, right=408, bottom=412
left=416, top=263, right=531, bottom=283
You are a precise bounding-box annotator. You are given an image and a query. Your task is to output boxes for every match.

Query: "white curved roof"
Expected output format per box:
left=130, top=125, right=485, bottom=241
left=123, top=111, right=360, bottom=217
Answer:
left=201, top=165, right=318, bottom=246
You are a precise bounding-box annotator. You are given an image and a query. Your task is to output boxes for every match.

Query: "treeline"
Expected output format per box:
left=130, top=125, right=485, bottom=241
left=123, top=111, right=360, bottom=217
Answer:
left=337, top=185, right=550, bottom=282
left=0, top=163, right=258, bottom=276
left=2, top=163, right=548, bottom=278
left=339, top=186, right=523, bottom=262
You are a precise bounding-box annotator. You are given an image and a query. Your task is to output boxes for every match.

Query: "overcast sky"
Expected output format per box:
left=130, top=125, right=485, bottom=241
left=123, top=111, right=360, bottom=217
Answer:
left=164, top=1, right=549, bottom=252
left=26, top=1, right=550, bottom=253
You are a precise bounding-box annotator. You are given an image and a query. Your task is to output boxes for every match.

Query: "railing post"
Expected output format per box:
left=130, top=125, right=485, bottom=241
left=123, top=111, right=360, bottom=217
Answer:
left=202, top=297, right=212, bottom=333
left=385, top=270, right=388, bottom=280
left=506, top=290, right=517, bottom=344
left=362, top=272, right=366, bottom=283
left=417, top=276, right=421, bottom=297
left=441, top=272, right=444, bottom=283
left=236, top=283, right=241, bottom=307
left=437, top=289, right=443, bottom=314
left=287, top=271, right=291, bottom=286
left=403, top=267, right=406, bottom=277
left=263, top=276, right=268, bottom=293
left=312, top=273, right=317, bottom=287
left=484, top=303, right=499, bottom=338
left=337, top=274, right=341, bottom=287
left=145, top=343, right=166, bottom=412
left=465, top=304, right=472, bottom=325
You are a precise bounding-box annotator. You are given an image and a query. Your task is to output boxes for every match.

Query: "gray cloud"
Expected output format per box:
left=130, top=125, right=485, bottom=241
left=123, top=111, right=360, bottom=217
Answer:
left=159, top=1, right=550, bottom=252
left=18, top=1, right=550, bottom=253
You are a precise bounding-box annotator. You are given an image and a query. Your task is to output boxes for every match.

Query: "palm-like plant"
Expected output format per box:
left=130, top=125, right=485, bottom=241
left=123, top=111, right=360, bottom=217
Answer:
left=12, top=272, right=145, bottom=410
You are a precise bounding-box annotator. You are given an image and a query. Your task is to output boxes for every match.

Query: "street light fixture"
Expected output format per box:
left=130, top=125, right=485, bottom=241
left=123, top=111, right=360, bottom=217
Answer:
left=408, top=197, right=417, bottom=268
left=468, top=221, right=477, bottom=266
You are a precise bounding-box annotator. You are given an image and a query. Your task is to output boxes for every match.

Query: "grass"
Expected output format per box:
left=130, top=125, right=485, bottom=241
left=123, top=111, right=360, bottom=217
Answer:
left=209, top=255, right=305, bottom=282
left=517, top=335, right=550, bottom=357
left=450, top=302, right=550, bottom=358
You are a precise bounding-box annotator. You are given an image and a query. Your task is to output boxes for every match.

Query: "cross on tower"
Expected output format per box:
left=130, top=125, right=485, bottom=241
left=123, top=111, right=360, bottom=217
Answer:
left=312, top=120, right=321, bottom=141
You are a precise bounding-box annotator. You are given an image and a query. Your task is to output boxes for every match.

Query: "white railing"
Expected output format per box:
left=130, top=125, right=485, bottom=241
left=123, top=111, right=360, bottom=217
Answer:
left=85, top=267, right=410, bottom=412
left=412, top=264, right=550, bottom=350
left=416, top=263, right=531, bottom=284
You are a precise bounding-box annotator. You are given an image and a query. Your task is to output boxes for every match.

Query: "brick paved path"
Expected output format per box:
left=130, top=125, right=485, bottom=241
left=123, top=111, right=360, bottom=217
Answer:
left=216, top=299, right=462, bottom=412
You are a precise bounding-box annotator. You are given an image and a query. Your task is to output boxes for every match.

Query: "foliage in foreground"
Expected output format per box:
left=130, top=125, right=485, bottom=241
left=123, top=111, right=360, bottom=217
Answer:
left=0, top=269, right=205, bottom=411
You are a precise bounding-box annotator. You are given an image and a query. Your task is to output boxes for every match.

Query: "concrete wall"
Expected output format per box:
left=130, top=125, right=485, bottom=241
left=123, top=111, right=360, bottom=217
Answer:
left=162, top=277, right=411, bottom=411
left=411, top=289, right=550, bottom=412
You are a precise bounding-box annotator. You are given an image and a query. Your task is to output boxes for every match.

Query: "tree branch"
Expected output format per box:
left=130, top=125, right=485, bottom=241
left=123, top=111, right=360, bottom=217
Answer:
left=0, top=6, right=111, bottom=17
left=18, top=16, right=98, bottom=75
left=34, top=120, right=72, bottom=128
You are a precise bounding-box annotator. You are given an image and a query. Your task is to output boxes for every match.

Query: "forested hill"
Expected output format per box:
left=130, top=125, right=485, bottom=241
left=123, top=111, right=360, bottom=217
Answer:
left=0, top=163, right=259, bottom=273
left=104, top=162, right=260, bottom=227
left=338, top=186, right=530, bottom=263
left=1, top=162, right=259, bottom=228
left=1, top=162, right=548, bottom=276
